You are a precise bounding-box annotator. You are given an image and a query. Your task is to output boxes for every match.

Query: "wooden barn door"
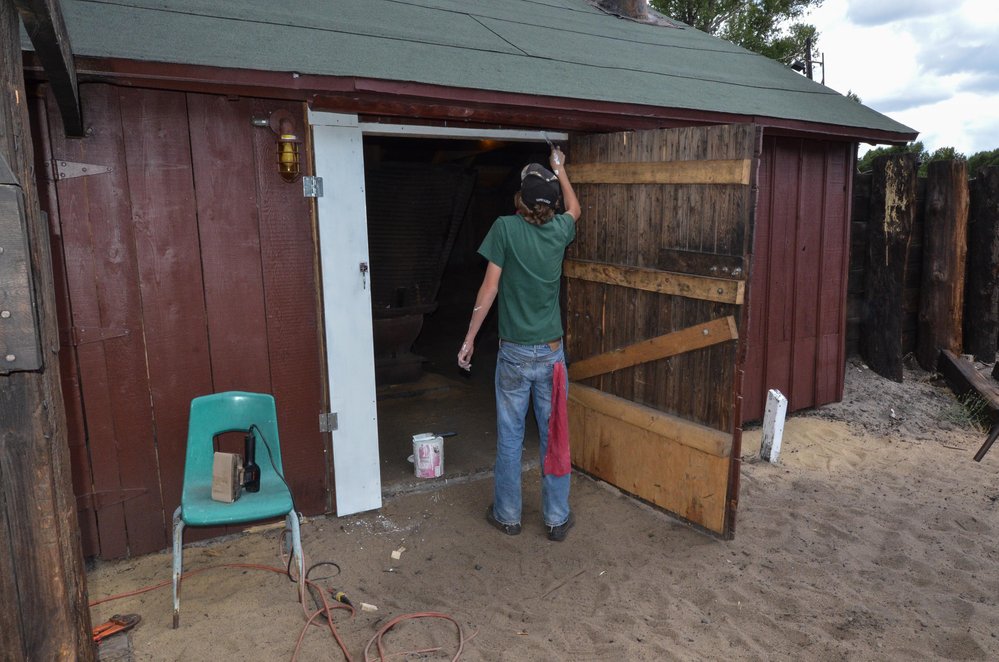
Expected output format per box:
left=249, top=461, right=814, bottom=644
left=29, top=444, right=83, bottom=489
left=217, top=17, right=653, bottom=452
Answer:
left=566, top=124, right=759, bottom=537
left=32, top=84, right=328, bottom=558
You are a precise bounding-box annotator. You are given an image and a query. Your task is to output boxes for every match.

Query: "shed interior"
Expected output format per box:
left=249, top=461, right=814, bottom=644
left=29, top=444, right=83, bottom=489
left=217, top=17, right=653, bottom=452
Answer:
left=361, top=135, right=559, bottom=495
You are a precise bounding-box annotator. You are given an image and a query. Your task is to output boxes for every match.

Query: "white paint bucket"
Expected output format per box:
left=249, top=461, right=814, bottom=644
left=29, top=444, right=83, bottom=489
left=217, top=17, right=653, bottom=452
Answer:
left=408, top=433, right=443, bottom=479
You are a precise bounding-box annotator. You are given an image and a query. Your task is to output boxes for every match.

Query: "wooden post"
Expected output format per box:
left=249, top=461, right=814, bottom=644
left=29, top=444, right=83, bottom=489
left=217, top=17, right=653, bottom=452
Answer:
left=759, top=389, right=787, bottom=463
left=13, top=0, right=83, bottom=136
left=0, top=2, right=94, bottom=660
left=964, top=166, right=999, bottom=361
left=860, top=153, right=917, bottom=381
left=917, top=160, right=969, bottom=370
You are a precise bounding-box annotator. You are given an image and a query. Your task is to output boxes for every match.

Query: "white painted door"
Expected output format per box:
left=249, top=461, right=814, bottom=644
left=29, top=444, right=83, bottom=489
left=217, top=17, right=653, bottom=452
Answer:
left=310, top=111, right=381, bottom=515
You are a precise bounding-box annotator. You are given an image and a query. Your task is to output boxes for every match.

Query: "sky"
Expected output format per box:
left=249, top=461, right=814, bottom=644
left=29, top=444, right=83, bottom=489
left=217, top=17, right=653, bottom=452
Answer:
left=803, top=0, right=999, bottom=155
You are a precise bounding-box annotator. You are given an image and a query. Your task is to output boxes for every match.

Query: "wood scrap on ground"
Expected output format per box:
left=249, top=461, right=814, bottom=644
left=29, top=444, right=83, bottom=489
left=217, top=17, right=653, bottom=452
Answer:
left=936, top=350, right=999, bottom=462
left=937, top=350, right=999, bottom=425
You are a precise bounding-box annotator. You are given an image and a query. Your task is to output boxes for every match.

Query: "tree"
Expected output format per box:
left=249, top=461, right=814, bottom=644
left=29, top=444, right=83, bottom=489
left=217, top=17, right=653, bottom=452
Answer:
left=856, top=142, right=927, bottom=175
left=967, top=148, right=999, bottom=178
left=927, top=146, right=965, bottom=163
left=857, top=143, right=999, bottom=179
left=650, top=0, right=824, bottom=65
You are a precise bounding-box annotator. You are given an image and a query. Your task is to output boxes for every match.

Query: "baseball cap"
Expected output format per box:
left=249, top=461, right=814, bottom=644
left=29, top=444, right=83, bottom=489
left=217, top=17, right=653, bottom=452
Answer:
left=520, top=163, right=560, bottom=207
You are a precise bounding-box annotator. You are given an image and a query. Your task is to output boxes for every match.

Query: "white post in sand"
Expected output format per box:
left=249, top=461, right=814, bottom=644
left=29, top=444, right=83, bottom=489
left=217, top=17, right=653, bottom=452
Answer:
left=760, top=389, right=788, bottom=463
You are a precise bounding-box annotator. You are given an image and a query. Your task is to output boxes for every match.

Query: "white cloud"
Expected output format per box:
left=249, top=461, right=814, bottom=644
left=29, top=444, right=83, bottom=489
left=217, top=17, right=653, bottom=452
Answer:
left=845, top=0, right=948, bottom=27
left=806, top=0, right=999, bottom=154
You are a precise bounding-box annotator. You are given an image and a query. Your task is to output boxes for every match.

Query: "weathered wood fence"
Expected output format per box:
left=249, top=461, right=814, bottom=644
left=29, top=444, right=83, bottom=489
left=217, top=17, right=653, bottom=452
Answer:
left=847, top=159, right=999, bottom=379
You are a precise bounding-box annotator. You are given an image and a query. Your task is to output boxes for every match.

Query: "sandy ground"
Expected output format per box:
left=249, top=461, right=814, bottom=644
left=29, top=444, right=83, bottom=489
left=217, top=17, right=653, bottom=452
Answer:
left=89, top=357, right=999, bottom=661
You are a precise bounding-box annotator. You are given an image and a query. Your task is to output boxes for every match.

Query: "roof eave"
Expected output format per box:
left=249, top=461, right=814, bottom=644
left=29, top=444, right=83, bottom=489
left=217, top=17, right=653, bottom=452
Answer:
left=22, top=53, right=918, bottom=145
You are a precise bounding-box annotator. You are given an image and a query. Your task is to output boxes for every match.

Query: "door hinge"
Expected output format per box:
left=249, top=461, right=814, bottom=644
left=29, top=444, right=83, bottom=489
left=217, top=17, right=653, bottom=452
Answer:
left=50, top=160, right=113, bottom=181
left=319, top=412, right=338, bottom=433
left=303, top=176, right=324, bottom=198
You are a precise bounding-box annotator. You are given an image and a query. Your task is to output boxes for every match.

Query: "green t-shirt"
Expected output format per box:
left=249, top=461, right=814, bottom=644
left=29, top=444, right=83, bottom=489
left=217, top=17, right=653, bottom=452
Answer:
left=478, top=213, right=576, bottom=345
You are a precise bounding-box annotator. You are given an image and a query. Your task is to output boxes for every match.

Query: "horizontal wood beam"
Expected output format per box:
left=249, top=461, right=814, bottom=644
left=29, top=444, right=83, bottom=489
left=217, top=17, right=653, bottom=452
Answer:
left=570, top=159, right=751, bottom=185
left=937, top=349, right=999, bottom=425
left=569, top=393, right=731, bottom=533
left=658, top=247, right=745, bottom=278
left=568, top=383, right=732, bottom=458
left=14, top=0, right=82, bottom=136
left=564, top=258, right=744, bottom=304
left=569, top=316, right=738, bottom=381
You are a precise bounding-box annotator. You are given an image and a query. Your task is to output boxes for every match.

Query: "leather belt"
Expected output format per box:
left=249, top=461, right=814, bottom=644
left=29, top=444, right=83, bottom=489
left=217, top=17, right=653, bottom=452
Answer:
left=499, top=338, right=562, bottom=350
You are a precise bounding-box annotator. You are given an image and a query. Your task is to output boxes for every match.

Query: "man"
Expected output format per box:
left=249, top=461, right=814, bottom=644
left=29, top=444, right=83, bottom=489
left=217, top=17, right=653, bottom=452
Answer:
left=457, top=146, right=581, bottom=541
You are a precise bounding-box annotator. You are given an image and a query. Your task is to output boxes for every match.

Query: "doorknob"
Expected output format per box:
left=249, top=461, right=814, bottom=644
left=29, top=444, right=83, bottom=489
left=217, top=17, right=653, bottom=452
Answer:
left=359, top=262, right=368, bottom=289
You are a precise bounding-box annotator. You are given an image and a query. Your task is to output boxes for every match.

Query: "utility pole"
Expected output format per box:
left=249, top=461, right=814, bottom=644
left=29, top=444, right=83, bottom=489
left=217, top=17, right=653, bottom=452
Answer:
left=805, top=36, right=813, bottom=80
left=0, top=0, right=93, bottom=659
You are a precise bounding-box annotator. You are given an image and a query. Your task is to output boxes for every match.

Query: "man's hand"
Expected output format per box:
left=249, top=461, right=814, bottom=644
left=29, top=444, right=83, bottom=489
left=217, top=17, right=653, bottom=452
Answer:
left=457, top=341, right=473, bottom=371
left=459, top=262, right=501, bottom=371
left=550, top=147, right=580, bottom=220
left=549, top=146, right=566, bottom=172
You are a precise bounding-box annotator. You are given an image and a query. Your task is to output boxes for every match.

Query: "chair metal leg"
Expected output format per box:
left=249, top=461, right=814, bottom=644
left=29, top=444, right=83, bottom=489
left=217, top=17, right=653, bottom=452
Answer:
left=172, top=506, right=185, bottom=628
left=286, top=511, right=306, bottom=604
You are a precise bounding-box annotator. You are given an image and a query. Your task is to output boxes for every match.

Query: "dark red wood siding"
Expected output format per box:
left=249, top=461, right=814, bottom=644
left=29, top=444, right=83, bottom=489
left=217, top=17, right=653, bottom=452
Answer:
left=30, top=83, right=327, bottom=559
left=27, top=88, right=99, bottom=555
left=743, top=136, right=854, bottom=422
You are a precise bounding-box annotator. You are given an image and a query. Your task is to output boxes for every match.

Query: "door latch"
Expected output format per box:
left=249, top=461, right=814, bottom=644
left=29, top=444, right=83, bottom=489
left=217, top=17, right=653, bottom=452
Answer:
left=359, top=262, right=368, bottom=289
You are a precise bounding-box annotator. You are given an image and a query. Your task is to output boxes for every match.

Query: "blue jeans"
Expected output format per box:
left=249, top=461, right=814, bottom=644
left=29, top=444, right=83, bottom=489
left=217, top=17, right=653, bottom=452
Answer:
left=493, top=339, right=571, bottom=528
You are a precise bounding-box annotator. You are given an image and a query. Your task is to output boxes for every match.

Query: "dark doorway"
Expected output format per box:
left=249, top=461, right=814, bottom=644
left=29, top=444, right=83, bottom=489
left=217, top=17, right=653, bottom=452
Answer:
left=361, top=135, right=555, bottom=494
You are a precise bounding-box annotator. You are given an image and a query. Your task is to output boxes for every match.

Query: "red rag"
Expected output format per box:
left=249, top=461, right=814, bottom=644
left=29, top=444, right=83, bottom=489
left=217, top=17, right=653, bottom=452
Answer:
left=544, top=361, right=571, bottom=476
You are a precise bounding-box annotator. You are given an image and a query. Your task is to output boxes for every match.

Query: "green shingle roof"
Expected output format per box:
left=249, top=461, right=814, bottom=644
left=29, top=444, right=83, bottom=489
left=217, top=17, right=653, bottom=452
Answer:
left=24, top=0, right=916, bottom=138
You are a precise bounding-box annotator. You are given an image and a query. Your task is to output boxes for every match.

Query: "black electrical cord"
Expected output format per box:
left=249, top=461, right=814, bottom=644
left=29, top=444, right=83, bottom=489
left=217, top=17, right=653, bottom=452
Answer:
left=304, top=561, right=345, bottom=621
left=249, top=423, right=302, bottom=583
left=248, top=423, right=297, bottom=514
left=306, top=561, right=343, bottom=583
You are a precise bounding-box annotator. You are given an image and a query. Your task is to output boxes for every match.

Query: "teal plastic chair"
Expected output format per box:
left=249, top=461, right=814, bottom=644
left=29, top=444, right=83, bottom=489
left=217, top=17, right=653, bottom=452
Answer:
left=172, top=391, right=304, bottom=628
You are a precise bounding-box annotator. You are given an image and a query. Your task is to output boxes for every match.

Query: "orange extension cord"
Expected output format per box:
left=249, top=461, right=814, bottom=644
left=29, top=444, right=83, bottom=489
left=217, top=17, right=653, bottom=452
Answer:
left=89, top=561, right=469, bottom=661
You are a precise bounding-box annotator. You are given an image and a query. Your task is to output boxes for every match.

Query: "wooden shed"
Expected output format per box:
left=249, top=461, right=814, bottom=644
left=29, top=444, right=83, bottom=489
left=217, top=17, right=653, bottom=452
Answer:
left=19, top=0, right=916, bottom=558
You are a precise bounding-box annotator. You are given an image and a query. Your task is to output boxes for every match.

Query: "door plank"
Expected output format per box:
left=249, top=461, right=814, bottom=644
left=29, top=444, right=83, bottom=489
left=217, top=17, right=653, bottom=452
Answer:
left=569, top=316, right=738, bottom=381
left=815, top=143, right=851, bottom=406
left=119, top=87, right=212, bottom=536
left=789, top=140, right=825, bottom=410
left=188, top=93, right=271, bottom=394
left=763, top=140, right=800, bottom=398
left=565, top=258, right=744, bottom=304
left=82, top=86, right=167, bottom=556
left=568, top=384, right=732, bottom=457
left=569, top=389, right=731, bottom=532
left=571, top=158, right=751, bottom=185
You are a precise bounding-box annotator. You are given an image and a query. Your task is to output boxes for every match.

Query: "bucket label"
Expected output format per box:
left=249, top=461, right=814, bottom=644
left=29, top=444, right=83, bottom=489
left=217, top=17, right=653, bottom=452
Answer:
left=412, top=436, right=443, bottom=478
